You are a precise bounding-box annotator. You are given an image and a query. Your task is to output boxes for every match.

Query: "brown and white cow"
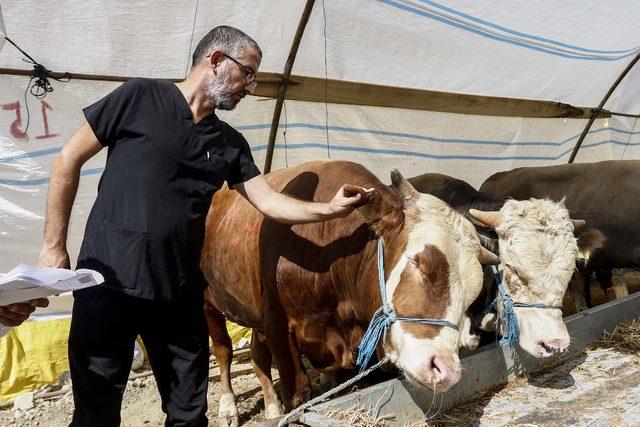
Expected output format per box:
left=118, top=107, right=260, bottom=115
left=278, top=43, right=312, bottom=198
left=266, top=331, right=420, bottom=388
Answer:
left=200, top=160, right=499, bottom=426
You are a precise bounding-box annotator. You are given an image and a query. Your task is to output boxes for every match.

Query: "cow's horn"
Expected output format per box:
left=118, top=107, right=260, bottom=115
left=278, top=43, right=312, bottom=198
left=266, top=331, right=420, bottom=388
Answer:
left=571, top=219, right=586, bottom=230
left=390, top=169, right=417, bottom=201
left=478, top=246, right=501, bottom=265
left=469, top=209, right=502, bottom=229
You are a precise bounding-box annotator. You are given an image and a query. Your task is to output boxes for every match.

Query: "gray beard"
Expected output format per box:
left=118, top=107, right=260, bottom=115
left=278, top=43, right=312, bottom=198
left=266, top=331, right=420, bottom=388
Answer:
left=205, top=68, right=238, bottom=111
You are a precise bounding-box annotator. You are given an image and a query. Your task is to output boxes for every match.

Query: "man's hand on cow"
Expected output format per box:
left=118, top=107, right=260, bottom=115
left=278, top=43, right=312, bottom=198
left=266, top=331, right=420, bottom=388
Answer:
left=327, top=185, right=375, bottom=218
left=0, top=299, right=50, bottom=327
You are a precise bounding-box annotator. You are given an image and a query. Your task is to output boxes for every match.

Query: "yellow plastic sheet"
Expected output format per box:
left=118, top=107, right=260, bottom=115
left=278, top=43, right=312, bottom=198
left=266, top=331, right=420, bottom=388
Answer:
left=0, top=318, right=71, bottom=403
left=0, top=318, right=251, bottom=403
left=226, top=321, right=252, bottom=344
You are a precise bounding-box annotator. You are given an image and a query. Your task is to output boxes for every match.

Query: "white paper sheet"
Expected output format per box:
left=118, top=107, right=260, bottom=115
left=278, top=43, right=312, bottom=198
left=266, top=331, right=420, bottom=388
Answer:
left=0, top=264, right=104, bottom=306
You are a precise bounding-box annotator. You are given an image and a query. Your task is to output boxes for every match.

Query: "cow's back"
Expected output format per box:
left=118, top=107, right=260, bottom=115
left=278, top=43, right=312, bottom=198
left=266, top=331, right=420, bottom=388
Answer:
left=201, top=160, right=390, bottom=343
left=409, top=172, right=501, bottom=213
left=480, top=160, right=640, bottom=267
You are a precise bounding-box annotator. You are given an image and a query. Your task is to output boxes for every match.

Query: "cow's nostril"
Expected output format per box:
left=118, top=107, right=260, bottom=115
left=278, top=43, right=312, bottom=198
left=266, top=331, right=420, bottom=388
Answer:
left=541, top=342, right=557, bottom=353
left=429, top=356, right=440, bottom=374
left=540, top=339, right=570, bottom=354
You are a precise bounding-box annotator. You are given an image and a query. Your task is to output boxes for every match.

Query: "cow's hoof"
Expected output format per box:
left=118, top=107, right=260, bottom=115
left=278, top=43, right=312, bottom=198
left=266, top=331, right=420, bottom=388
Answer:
left=462, top=333, right=480, bottom=350
left=218, top=393, right=239, bottom=427
left=291, top=388, right=312, bottom=408
left=218, top=416, right=239, bottom=427
left=264, top=400, right=283, bottom=419
left=318, top=373, right=332, bottom=391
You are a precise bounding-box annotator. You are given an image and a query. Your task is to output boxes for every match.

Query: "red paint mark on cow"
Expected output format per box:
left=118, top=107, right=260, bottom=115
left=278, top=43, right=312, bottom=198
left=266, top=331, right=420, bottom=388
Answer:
left=245, top=223, right=259, bottom=233
left=220, top=199, right=240, bottom=232
left=35, top=100, right=59, bottom=139
left=2, top=101, right=27, bottom=140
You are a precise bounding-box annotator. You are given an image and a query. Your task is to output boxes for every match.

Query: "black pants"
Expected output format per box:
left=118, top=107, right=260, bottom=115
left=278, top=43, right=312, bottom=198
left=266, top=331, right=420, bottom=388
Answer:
left=68, top=286, right=209, bottom=427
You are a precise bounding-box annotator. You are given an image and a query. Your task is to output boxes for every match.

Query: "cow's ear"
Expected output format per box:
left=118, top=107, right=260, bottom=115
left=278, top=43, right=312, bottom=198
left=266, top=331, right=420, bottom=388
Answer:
left=576, top=227, right=606, bottom=263
left=477, top=233, right=499, bottom=254
left=571, top=219, right=586, bottom=230
left=356, top=190, right=404, bottom=237
left=342, top=185, right=375, bottom=209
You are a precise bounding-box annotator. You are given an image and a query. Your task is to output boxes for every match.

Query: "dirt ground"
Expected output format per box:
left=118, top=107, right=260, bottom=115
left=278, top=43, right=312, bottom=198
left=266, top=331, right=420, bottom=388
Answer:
left=429, top=346, right=640, bottom=426
left=0, top=361, right=286, bottom=426
left=1, top=269, right=639, bottom=426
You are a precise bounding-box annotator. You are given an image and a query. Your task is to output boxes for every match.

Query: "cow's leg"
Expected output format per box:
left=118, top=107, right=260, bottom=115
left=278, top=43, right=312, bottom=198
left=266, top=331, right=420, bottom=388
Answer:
left=570, top=268, right=591, bottom=311
left=251, top=331, right=283, bottom=419
left=583, top=268, right=594, bottom=308
left=319, top=373, right=332, bottom=391
left=459, top=312, right=480, bottom=351
left=286, top=329, right=312, bottom=409
left=263, top=314, right=311, bottom=410
left=595, top=268, right=613, bottom=292
left=204, top=298, right=238, bottom=427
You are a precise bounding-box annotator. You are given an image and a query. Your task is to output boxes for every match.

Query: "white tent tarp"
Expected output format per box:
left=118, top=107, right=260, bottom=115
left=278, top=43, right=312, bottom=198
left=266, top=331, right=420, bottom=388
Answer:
left=1, top=0, right=640, bottom=272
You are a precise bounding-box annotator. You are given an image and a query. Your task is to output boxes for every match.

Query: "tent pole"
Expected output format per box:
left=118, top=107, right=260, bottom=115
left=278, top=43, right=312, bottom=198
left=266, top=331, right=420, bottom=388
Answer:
left=263, top=0, right=316, bottom=173
left=568, top=52, right=640, bottom=164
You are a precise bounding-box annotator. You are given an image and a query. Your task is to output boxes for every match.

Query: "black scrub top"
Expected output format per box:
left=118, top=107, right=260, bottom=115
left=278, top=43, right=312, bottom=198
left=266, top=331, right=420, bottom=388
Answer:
left=77, top=78, right=261, bottom=301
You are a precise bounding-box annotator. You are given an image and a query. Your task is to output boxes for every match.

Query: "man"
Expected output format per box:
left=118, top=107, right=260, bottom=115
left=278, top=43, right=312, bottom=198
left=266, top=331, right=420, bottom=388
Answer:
left=34, top=26, right=370, bottom=426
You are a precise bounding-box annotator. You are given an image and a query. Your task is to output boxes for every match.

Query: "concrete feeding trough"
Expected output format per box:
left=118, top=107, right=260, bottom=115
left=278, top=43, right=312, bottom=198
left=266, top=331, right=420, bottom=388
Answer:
left=291, top=292, right=640, bottom=426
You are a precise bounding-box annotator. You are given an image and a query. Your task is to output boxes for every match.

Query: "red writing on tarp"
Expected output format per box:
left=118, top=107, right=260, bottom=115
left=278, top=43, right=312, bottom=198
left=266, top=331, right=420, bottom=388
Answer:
left=1, top=99, right=59, bottom=141
left=36, top=100, right=59, bottom=139
left=2, top=101, right=27, bottom=140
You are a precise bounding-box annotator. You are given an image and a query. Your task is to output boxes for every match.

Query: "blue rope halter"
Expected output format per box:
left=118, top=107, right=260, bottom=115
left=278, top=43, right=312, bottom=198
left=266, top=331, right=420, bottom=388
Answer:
left=356, top=239, right=459, bottom=372
left=484, top=265, right=561, bottom=350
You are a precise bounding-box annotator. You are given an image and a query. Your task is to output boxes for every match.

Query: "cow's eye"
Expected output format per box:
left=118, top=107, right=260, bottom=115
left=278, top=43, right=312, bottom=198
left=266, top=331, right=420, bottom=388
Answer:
left=504, top=263, right=525, bottom=285
left=406, top=255, right=418, bottom=267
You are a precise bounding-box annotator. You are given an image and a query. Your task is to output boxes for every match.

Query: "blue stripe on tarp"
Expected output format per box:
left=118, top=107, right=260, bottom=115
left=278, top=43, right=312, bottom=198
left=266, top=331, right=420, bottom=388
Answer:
left=377, top=0, right=640, bottom=61
left=0, top=168, right=104, bottom=186
left=0, top=147, right=62, bottom=164
left=250, top=139, right=639, bottom=160
left=2, top=124, right=638, bottom=165
left=412, top=0, right=640, bottom=55
left=236, top=123, right=639, bottom=147
left=1, top=138, right=636, bottom=186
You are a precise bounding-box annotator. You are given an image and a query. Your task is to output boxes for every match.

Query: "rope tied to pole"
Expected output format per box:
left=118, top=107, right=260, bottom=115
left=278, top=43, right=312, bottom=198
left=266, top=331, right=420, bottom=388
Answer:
left=2, top=35, right=72, bottom=132
left=4, top=36, right=71, bottom=98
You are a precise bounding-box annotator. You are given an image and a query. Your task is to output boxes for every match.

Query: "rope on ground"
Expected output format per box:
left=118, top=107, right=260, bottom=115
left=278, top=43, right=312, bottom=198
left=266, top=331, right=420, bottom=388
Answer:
left=277, top=356, right=390, bottom=427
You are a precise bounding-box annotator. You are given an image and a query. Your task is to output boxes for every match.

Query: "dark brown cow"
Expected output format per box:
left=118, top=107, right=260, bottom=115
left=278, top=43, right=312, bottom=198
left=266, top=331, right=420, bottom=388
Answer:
left=480, top=160, right=633, bottom=309
left=200, top=160, right=498, bottom=426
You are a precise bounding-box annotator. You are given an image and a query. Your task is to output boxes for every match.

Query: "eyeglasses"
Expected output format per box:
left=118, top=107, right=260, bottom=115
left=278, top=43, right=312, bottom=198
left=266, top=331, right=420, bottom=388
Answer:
left=222, top=53, right=257, bottom=88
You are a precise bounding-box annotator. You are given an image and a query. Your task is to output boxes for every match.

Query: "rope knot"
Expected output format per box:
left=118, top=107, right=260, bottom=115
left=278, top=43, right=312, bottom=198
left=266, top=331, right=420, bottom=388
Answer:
left=382, top=303, right=396, bottom=321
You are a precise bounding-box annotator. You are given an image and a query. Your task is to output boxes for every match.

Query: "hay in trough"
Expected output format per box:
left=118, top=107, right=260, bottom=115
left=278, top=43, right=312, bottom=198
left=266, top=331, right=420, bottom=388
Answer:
left=595, top=319, right=640, bottom=354
left=325, top=404, right=394, bottom=426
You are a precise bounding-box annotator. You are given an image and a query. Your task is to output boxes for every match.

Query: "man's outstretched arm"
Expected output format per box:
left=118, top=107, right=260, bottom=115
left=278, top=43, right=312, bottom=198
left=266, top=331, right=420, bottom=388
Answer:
left=233, top=173, right=373, bottom=224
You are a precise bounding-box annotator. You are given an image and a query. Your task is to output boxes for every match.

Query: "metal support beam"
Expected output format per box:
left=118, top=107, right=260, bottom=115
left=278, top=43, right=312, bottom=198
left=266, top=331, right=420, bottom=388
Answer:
left=262, top=0, right=316, bottom=173
left=252, top=72, right=605, bottom=119
left=0, top=67, right=299, bottom=85
left=568, top=52, right=640, bottom=163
